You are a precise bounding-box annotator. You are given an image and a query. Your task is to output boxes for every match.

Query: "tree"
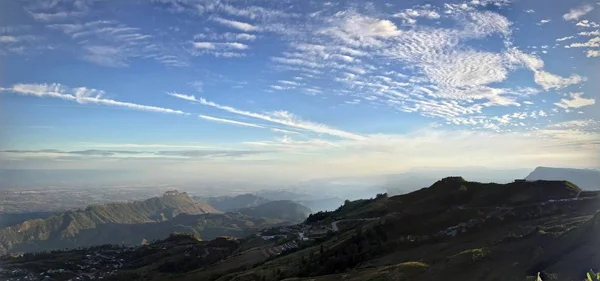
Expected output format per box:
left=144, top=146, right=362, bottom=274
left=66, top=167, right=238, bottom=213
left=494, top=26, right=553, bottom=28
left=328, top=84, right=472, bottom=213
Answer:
left=376, top=193, right=388, bottom=199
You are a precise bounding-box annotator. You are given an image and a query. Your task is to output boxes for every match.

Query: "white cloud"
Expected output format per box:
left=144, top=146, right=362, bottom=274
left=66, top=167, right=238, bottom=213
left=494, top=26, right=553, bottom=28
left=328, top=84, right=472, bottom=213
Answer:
left=394, top=7, right=441, bottom=25
left=0, top=36, right=18, bottom=43
left=556, top=36, right=574, bottom=42
left=563, top=4, right=594, bottom=21
left=167, top=92, right=197, bottom=102
left=167, top=93, right=365, bottom=140
left=193, top=42, right=216, bottom=49
left=212, top=17, right=259, bottom=32
left=575, top=20, right=600, bottom=28
left=462, top=10, right=512, bottom=37
left=81, top=45, right=127, bottom=67
left=504, top=49, right=586, bottom=90
left=549, top=119, right=600, bottom=130
left=533, top=71, right=585, bottom=91
left=278, top=80, right=301, bottom=86
left=272, top=57, right=324, bottom=69
left=193, top=42, right=249, bottom=50
left=579, top=30, right=600, bottom=36
left=566, top=37, right=600, bottom=48
left=270, top=128, right=302, bottom=134
left=28, top=11, right=86, bottom=21
left=555, top=92, right=596, bottom=109
left=47, top=20, right=184, bottom=67
left=537, top=19, right=551, bottom=25
left=233, top=33, right=256, bottom=41
left=199, top=115, right=265, bottom=128
left=587, top=50, right=600, bottom=57
left=3, top=83, right=187, bottom=115
left=320, top=12, right=400, bottom=48
left=422, top=50, right=507, bottom=87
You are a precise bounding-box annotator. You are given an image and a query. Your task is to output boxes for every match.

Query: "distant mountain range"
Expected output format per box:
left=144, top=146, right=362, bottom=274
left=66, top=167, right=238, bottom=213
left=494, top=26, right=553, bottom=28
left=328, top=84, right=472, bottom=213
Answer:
left=196, top=193, right=344, bottom=213
left=194, top=194, right=271, bottom=212
left=234, top=200, right=312, bottom=223
left=0, top=191, right=309, bottom=255
left=525, top=167, right=600, bottom=190
left=5, top=178, right=599, bottom=281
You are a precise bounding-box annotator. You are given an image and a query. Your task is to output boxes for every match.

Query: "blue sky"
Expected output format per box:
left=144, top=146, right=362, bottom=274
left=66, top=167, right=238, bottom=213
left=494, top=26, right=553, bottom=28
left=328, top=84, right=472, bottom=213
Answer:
left=0, top=0, right=599, bottom=181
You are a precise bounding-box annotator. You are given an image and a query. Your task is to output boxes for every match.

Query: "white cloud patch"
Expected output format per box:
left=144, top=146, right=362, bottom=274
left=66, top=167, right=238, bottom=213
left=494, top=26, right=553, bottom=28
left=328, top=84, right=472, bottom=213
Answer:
left=394, top=6, right=441, bottom=25
left=47, top=20, right=185, bottom=67
left=533, top=71, right=586, bottom=91
left=422, top=50, right=507, bottom=87
left=563, top=4, right=594, bottom=21
left=537, top=19, right=551, bottom=25
left=212, top=17, right=259, bottom=32
left=193, top=42, right=249, bottom=50
left=549, top=119, right=600, bottom=130
left=587, top=50, right=600, bottom=57
left=26, top=0, right=92, bottom=22
left=566, top=37, right=600, bottom=48
left=504, top=49, right=586, bottom=90
left=556, top=36, right=574, bottom=42
left=576, top=20, right=600, bottom=28
left=554, top=92, right=596, bottom=109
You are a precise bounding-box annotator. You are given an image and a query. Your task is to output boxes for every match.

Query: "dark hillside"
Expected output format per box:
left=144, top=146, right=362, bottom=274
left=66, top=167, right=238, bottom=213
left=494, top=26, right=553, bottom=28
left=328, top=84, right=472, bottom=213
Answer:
left=3, top=178, right=599, bottom=281
left=236, top=200, right=312, bottom=223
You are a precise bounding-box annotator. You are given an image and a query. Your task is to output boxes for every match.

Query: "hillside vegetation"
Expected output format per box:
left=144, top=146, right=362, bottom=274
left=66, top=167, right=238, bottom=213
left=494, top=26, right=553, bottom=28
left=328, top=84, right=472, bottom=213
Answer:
left=235, top=200, right=312, bottom=223
left=3, top=178, right=600, bottom=281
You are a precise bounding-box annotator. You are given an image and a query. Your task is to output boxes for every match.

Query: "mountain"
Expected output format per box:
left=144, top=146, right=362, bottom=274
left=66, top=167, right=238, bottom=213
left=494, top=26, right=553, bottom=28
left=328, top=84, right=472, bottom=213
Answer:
left=525, top=167, right=600, bottom=190
left=256, top=190, right=317, bottom=201
left=235, top=200, right=312, bottom=223
left=194, top=194, right=271, bottom=212
left=0, top=191, right=220, bottom=255
left=298, top=197, right=345, bottom=212
left=0, top=212, right=58, bottom=228
left=3, top=178, right=600, bottom=281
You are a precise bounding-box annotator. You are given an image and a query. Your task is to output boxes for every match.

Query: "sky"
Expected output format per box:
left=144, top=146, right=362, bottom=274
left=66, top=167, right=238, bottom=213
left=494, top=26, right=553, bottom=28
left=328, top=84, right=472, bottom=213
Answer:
left=0, top=0, right=599, bottom=183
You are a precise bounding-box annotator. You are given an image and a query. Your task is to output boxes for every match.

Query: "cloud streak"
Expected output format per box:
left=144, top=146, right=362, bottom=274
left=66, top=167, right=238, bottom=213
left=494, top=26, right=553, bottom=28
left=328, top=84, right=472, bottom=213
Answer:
left=1, top=149, right=269, bottom=159
left=168, top=93, right=365, bottom=140
left=2, top=83, right=187, bottom=115
left=199, top=115, right=265, bottom=128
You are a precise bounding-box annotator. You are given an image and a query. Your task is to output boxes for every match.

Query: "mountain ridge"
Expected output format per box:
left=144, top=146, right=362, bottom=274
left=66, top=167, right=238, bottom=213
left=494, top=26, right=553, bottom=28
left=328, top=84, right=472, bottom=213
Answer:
left=525, top=166, right=600, bottom=190
left=3, top=178, right=600, bottom=281
left=234, top=200, right=312, bottom=223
